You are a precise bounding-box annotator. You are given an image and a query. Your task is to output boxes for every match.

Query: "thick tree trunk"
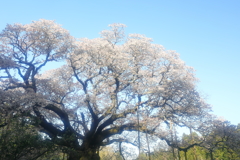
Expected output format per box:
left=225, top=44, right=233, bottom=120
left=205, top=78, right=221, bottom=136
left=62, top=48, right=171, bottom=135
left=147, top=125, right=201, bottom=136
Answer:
left=80, top=151, right=100, bottom=160
left=67, top=153, right=100, bottom=160
left=67, top=150, right=81, bottom=160
left=67, top=148, right=100, bottom=160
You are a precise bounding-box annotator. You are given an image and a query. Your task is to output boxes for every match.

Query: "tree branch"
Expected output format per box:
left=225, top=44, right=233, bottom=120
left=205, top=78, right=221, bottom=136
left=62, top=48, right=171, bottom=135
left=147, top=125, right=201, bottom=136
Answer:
left=33, top=106, right=64, bottom=137
left=44, top=104, right=84, bottom=139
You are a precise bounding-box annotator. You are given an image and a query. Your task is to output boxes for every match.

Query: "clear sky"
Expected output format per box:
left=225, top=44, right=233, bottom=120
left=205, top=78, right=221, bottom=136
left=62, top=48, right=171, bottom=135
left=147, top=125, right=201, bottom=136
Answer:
left=1, top=0, right=240, bottom=125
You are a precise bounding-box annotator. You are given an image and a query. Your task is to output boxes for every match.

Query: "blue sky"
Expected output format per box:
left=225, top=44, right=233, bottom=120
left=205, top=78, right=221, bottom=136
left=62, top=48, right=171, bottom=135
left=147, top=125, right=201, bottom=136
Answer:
left=1, top=0, right=240, bottom=125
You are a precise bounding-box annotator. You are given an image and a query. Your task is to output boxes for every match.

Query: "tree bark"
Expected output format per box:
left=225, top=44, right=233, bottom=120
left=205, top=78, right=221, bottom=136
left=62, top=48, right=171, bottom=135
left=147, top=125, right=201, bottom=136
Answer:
left=67, top=150, right=81, bottom=160
left=170, top=121, right=176, bottom=160
left=67, top=148, right=100, bottom=160
left=119, top=142, right=126, bottom=160
left=210, top=150, right=213, bottom=160
left=137, top=104, right=141, bottom=157
left=68, top=151, right=100, bottom=160
left=146, top=132, right=151, bottom=160
left=80, top=155, right=100, bottom=160
left=184, top=151, right=188, bottom=160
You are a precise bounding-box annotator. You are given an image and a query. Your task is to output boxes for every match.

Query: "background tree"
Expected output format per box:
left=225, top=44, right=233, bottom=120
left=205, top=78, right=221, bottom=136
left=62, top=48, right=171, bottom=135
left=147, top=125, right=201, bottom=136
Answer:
left=199, top=120, right=240, bottom=160
left=0, top=114, right=64, bottom=160
left=0, top=20, right=210, bottom=160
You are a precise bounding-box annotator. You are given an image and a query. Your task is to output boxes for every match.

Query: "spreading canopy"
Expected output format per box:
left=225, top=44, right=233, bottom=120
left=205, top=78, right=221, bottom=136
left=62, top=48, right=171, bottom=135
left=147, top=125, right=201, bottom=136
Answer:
left=0, top=20, right=210, bottom=159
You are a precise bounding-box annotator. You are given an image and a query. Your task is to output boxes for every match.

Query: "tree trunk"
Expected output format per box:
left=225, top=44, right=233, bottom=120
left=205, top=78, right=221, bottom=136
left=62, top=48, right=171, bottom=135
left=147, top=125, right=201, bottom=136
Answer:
left=174, top=125, right=180, bottom=160
left=210, top=150, right=213, bottom=160
left=137, top=104, right=141, bottom=157
left=184, top=151, right=188, bottom=160
left=145, top=132, right=151, bottom=160
left=79, top=149, right=100, bottom=160
left=80, top=154, right=100, bottom=160
left=67, top=150, right=81, bottom=160
left=119, top=142, right=126, bottom=160
left=67, top=148, right=100, bottom=160
left=170, top=121, right=176, bottom=160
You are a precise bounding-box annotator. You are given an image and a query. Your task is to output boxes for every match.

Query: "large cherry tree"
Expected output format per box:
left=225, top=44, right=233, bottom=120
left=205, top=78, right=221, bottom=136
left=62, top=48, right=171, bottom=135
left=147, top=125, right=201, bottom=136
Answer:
left=0, top=20, right=209, bottom=160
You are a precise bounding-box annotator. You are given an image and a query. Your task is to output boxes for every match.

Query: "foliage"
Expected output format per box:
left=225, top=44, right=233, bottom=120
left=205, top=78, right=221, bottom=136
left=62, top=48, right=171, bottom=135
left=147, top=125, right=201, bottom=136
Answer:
left=0, top=115, right=62, bottom=160
left=172, top=121, right=240, bottom=160
left=0, top=19, right=210, bottom=159
left=200, top=120, right=240, bottom=160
